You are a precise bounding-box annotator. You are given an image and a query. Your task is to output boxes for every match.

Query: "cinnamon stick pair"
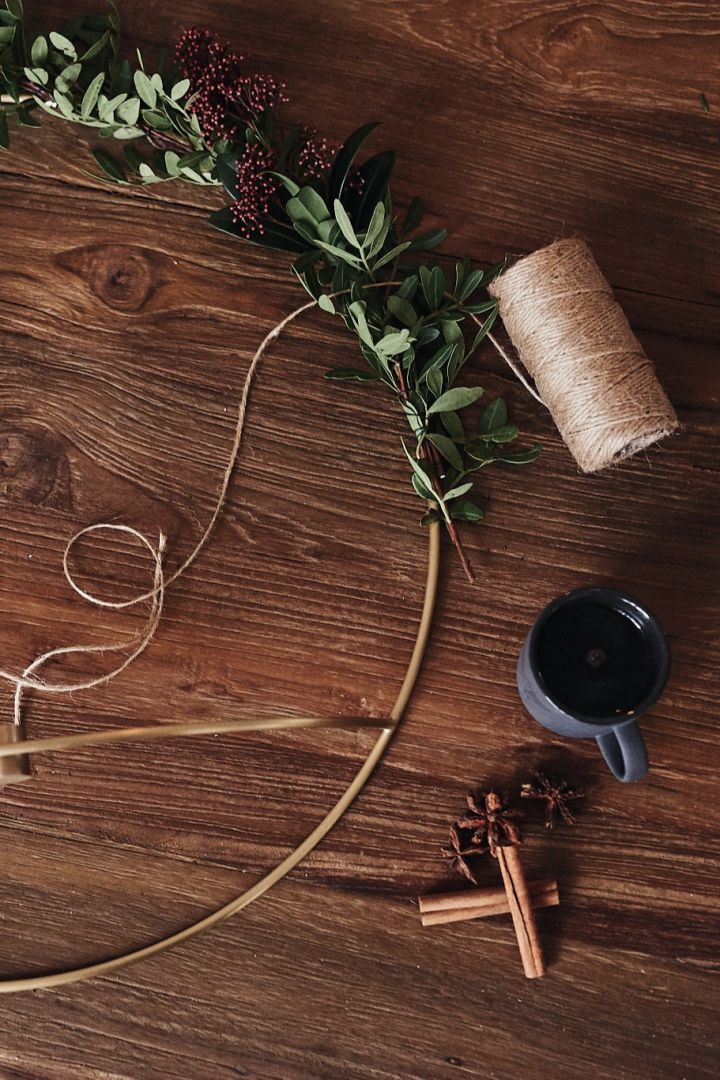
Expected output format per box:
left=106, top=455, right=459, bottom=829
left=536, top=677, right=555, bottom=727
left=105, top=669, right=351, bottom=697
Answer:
left=419, top=877, right=559, bottom=927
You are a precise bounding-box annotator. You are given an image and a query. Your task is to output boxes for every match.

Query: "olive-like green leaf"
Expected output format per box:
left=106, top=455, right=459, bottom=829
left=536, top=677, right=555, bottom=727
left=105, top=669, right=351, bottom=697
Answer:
left=402, top=438, right=435, bottom=492
left=372, top=241, right=411, bottom=272
left=396, top=273, right=419, bottom=301
left=112, top=124, right=143, bottom=139
left=122, top=144, right=143, bottom=172
left=407, top=228, right=447, bottom=251
left=288, top=203, right=317, bottom=234
left=348, top=300, right=374, bottom=348
left=142, top=108, right=172, bottom=130
left=450, top=499, right=484, bottom=522
left=170, top=77, right=190, bottom=100
left=386, top=294, right=417, bottom=328
left=454, top=258, right=470, bottom=294
left=427, top=386, right=484, bottom=415
left=420, top=264, right=446, bottom=310
left=467, top=306, right=498, bottom=352
left=316, top=218, right=339, bottom=244
left=376, top=329, right=411, bottom=356
left=292, top=258, right=321, bottom=300
left=441, top=317, right=463, bottom=344
left=312, top=237, right=363, bottom=268
left=5, top=0, right=22, bottom=17
left=477, top=397, right=507, bottom=434
left=458, top=268, right=485, bottom=301
left=298, top=185, right=330, bottom=223
left=363, top=200, right=385, bottom=249
left=400, top=195, right=423, bottom=237
left=213, top=153, right=239, bottom=198
left=23, top=66, right=48, bottom=86
left=328, top=120, right=380, bottom=200
left=488, top=424, right=519, bottom=443
left=317, top=293, right=335, bottom=314
left=56, top=63, right=81, bottom=93
left=80, top=72, right=105, bottom=119
left=418, top=342, right=453, bottom=381
left=91, top=147, right=127, bottom=183
left=97, top=91, right=126, bottom=122
left=426, top=368, right=443, bottom=397
left=401, top=400, right=425, bottom=438
left=462, top=299, right=497, bottom=315
left=333, top=198, right=360, bottom=248
left=53, top=89, right=75, bottom=118
left=412, top=472, right=437, bottom=502
left=80, top=30, right=111, bottom=62
left=440, top=411, right=466, bottom=443
left=495, top=445, right=541, bottom=464
left=270, top=170, right=300, bottom=196
left=481, top=256, right=509, bottom=285
left=133, top=69, right=156, bottom=108
left=163, top=150, right=180, bottom=176
left=427, top=433, right=463, bottom=472
left=465, top=440, right=494, bottom=463
left=355, top=149, right=395, bottom=229
left=49, top=32, right=76, bottom=59
left=324, top=367, right=378, bottom=381
left=442, top=481, right=473, bottom=501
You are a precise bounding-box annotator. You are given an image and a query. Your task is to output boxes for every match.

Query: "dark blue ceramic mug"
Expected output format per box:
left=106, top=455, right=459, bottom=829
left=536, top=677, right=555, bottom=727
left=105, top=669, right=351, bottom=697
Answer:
left=517, top=587, right=669, bottom=782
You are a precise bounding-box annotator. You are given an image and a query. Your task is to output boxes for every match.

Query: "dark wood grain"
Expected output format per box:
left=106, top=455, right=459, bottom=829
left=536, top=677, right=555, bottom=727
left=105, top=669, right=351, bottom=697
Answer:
left=0, top=1, right=718, bottom=1077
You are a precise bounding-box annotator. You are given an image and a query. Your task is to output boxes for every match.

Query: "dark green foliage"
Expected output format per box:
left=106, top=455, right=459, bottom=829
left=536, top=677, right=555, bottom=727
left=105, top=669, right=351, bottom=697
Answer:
left=0, top=1, right=540, bottom=559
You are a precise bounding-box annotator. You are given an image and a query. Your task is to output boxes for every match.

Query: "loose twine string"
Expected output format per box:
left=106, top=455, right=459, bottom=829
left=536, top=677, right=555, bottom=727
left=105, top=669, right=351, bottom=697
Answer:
left=0, top=239, right=677, bottom=990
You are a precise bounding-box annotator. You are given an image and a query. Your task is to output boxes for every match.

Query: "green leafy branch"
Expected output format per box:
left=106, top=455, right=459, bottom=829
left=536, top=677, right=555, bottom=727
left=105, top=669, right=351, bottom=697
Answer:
left=0, top=0, right=540, bottom=582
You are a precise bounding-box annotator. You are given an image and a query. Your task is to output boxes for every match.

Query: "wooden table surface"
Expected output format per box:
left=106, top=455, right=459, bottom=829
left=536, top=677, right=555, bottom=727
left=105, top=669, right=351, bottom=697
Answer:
left=0, top=1, right=718, bottom=1077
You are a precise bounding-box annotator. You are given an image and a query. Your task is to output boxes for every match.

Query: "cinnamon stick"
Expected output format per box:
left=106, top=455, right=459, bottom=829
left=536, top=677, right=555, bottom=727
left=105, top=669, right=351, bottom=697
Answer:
left=475, top=789, right=545, bottom=979
left=496, top=844, right=545, bottom=978
left=419, top=878, right=558, bottom=926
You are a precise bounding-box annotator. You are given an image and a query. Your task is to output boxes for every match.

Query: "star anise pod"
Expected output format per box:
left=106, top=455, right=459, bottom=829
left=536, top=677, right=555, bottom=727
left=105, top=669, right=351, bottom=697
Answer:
left=442, top=822, right=483, bottom=884
left=520, top=771, right=585, bottom=828
left=456, top=790, right=523, bottom=857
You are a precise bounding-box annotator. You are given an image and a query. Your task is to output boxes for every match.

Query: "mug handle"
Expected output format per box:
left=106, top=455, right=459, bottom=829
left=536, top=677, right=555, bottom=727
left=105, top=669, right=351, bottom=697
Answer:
left=595, top=722, right=649, bottom=782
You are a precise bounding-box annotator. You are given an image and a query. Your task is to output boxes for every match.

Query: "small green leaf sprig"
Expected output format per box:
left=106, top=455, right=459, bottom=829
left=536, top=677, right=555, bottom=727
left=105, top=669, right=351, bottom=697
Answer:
left=0, top=2, right=540, bottom=581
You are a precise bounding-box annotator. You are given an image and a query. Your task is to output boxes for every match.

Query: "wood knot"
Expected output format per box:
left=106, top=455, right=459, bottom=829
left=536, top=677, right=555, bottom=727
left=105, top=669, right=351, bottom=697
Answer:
left=0, top=424, right=71, bottom=509
left=56, top=243, right=166, bottom=312
left=539, top=15, right=612, bottom=85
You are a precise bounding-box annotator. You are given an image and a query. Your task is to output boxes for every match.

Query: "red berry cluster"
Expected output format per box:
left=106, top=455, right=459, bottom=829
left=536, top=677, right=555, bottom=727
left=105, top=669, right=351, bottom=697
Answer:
left=296, top=128, right=335, bottom=182
left=175, top=28, right=287, bottom=142
left=175, top=28, right=348, bottom=238
left=230, top=143, right=278, bottom=237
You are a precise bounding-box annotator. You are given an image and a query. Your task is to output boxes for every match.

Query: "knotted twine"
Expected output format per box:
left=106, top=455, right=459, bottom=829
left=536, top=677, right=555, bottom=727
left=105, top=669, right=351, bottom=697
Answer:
left=488, top=237, right=678, bottom=472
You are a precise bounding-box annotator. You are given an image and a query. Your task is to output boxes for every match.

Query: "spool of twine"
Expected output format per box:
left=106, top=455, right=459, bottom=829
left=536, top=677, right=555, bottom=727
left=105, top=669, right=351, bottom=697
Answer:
left=488, top=237, right=678, bottom=473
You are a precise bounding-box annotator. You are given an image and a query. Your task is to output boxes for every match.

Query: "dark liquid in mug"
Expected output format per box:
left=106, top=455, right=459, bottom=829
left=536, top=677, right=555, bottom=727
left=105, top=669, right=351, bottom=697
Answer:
left=536, top=601, right=656, bottom=719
